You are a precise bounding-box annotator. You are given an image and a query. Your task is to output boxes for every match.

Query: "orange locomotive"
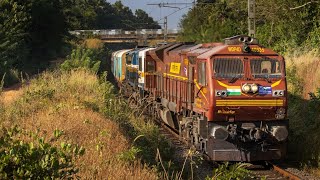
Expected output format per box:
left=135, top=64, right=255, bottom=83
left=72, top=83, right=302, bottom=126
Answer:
left=126, top=35, right=288, bottom=161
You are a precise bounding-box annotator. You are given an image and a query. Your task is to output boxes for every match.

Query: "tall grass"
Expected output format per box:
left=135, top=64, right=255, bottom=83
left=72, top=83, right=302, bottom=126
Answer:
left=0, top=69, right=158, bottom=179
left=285, top=49, right=320, bottom=98
left=285, top=49, right=320, bottom=173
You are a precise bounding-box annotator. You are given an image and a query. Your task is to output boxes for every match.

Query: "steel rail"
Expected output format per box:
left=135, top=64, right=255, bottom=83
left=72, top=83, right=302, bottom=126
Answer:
left=269, top=162, right=302, bottom=180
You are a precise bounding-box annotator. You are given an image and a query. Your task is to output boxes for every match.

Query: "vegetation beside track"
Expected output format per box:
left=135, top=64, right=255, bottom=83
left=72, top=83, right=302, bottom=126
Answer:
left=0, top=69, right=163, bottom=179
left=285, top=51, right=320, bottom=176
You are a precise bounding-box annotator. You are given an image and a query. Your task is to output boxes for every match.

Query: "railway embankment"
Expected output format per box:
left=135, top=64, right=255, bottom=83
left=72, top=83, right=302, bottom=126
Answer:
left=0, top=69, right=164, bottom=179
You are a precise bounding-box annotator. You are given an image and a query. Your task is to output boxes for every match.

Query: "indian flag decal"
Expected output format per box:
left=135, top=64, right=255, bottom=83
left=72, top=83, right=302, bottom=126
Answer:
left=227, top=89, right=241, bottom=96
left=216, top=81, right=242, bottom=96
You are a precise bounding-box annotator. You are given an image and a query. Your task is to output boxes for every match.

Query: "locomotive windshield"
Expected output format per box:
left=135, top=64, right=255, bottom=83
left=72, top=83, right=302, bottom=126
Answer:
left=213, top=58, right=244, bottom=78
left=250, top=58, right=282, bottom=78
left=213, top=57, right=282, bottom=79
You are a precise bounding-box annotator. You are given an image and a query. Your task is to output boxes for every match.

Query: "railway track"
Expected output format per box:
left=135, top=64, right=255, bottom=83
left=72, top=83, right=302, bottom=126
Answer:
left=249, top=162, right=302, bottom=180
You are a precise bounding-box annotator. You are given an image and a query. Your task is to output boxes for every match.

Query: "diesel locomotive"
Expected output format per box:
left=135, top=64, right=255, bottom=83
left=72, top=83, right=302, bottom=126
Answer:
left=111, top=35, right=288, bottom=162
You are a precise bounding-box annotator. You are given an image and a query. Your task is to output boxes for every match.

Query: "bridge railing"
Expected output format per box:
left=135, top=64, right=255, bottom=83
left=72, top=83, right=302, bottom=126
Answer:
left=69, top=29, right=180, bottom=36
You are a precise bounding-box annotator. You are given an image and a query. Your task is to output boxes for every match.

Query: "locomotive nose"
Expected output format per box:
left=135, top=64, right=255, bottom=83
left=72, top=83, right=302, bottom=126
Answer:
left=215, top=100, right=285, bottom=121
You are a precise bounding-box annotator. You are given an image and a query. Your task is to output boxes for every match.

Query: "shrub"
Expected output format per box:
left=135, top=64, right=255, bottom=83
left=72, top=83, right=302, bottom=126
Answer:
left=288, top=88, right=320, bottom=167
left=205, top=163, right=251, bottom=180
left=60, top=47, right=101, bottom=73
left=0, top=126, right=84, bottom=179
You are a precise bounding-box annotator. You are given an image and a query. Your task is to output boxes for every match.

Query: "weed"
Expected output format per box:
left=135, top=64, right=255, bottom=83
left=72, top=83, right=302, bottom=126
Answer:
left=0, top=126, right=83, bottom=179
left=205, top=162, right=251, bottom=180
left=60, top=47, right=101, bottom=73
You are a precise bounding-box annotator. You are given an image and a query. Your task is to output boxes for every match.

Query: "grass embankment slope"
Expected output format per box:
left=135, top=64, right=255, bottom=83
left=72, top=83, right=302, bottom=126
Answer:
left=285, top=50, right=320, bottom=175
left=0, top=70, right=160, bottom=179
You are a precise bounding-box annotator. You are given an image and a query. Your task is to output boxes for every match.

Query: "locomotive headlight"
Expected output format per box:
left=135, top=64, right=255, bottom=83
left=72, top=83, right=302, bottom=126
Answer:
left=251, top=84, right=259, bottom=93
left=211, top=126, right=229, bottom=140
left=215, top=90, right=227, bottom=97
left=278, top=90, right=284, bottom=96
left=242, top=84, right=251, bottom=93
left=273, top=90, right=285, bottom=97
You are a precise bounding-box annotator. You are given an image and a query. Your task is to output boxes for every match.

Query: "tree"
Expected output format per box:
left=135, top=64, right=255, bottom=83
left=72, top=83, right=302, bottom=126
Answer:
left=31, top=0, right=67, bottom=60
left=179, top=0, right=320, bottom=52
left=0, top=0, right=30, bottom=72
left=135, top=9, right=161, bottom=29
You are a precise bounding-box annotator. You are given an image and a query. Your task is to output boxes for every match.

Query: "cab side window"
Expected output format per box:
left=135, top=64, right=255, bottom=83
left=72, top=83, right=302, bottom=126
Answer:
left=139, top=57, right=142, bottom=71
left=198, top=62, right=206, bottom=85
left=146, top=60, right=155, bottom=72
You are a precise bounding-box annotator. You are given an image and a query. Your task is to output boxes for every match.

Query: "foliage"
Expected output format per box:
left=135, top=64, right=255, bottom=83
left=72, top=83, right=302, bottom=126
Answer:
left=0, top=0, right=159, bottom=87
left=30, top=0, right=67, bottom=60
left=60, top=48, right=101, bottom=73
left=179, top=0, right=320, bottom=52
left=0, top=1, right=30, bottom=86
left=286, top=64, right=304, bottom=96
left=60, top=0, right=160, bottom=30
left=179, top=0, right=247, bottom=43
left=205, top=163, right=251, bottom=180
left=0, top=126, right=84, bottom=179
left=288, top=88, right=320, bottom=167
left=118, top=146, right=142, bottom=162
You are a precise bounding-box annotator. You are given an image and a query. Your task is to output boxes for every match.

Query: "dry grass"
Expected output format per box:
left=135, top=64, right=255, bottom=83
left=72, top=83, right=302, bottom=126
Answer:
left=285, top=49, right=320, bottom=98
left=0, top=89, right=23, bottom=106
left=84, top=38, right=104, bottom=49
left=0, top=69, right=158, bottom=179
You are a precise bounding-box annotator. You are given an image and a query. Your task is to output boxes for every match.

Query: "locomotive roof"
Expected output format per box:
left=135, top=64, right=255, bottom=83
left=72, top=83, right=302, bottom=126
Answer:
left=168, top=44, right=197, bottom=55
left=181, top=44, right=202, bottom=53
left=116, top=49, right=131, bottom=57
left=126, top=47, right=146, bottom=55
left=139, top=47, right=155, bottom=55
left=112, top=50, right=123, bottom=57
left=197, top=45, right=227, bottom=59
left=148, top=43, right=177, bottom=61
left=187, top=47, right=212, bottom=56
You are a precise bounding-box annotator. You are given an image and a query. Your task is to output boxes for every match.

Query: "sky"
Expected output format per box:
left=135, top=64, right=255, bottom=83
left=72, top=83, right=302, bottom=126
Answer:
left=107, top=0, right=195, bottom=29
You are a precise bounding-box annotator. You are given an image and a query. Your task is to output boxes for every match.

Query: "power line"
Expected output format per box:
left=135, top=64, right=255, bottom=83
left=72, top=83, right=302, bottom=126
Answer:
left=148, top=1, right=198, bottom=42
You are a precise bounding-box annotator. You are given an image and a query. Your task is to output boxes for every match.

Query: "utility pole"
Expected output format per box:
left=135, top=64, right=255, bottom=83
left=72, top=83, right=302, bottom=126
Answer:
left=248, top=0, right=256, bottom=37
left=164, top=16, right=168, bottom=42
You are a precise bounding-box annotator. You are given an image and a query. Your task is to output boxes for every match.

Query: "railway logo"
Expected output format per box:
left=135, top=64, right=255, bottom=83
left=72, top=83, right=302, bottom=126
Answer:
left=183, top=67, right=187, bottom=76
left=170, top=62, right=181, bottom=74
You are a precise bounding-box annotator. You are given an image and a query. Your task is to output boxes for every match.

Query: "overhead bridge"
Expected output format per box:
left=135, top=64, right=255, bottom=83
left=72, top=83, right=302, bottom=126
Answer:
left=69, top=29, right=179, bottom=45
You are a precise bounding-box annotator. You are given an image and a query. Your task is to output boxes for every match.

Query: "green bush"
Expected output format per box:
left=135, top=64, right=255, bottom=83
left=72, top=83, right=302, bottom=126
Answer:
left=288, top=88, right=320, bottom=166
left=60, top=47, right=101, bottom=73
left=206, top=163, right=251, bottom=180
left=0, top=126, right=84, bottom=179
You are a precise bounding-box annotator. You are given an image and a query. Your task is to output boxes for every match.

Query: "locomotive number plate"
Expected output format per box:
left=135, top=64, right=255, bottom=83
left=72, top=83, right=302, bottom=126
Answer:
left=228, top=47, right=241, bottom=52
